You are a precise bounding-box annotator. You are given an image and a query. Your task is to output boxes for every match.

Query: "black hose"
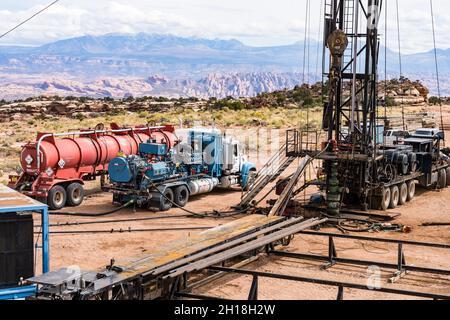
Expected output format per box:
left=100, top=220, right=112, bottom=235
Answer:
left=48, top=200, right=134, bottom=217
left=337, top=219, right=375, bottom=233
left=147, top=179, right=248, bottom=218
left=422, top=222, right=450, bottom=227
left=37, top=226, right=212, bottom=235
left=35, top=214, right=193, bottom=228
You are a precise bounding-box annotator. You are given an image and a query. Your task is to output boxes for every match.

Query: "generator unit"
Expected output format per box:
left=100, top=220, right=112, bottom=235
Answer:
left=105, top=128, right=256, bottom=211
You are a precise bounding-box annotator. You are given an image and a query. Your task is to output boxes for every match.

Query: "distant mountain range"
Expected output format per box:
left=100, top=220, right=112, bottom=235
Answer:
left=0, top=33, right=449, bottom=100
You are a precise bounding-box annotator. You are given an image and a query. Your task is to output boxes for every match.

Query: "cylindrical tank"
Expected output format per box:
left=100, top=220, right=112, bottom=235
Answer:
left=20, top=126, right=178, bottom=177
left=188, top=178, right=220, bottom=196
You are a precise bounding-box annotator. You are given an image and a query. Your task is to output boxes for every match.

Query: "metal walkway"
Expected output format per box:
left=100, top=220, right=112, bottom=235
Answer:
left=27, top=215, right=325, bottom=300
left=239, top=143, right=297, bottom=208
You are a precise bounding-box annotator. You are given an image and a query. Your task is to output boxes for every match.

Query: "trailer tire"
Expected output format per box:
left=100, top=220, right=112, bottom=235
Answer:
left=380, top=187, right=391, bottom=211
left=48, top=185, right=67, bottom=210
left=437, top=169, right=447, bottom=189
left=66, top=183, right=84, bottom=207
left=445, top=168, right=450, bottom=187
left=398, top=183, right=408, bottom=206
left=160, top=188, right=174, bottom=212
left=389, top=186, right=400, bottom=209
left=407, top=180, right=416, bottom=202
left=174, top=185, right=189, bottom=208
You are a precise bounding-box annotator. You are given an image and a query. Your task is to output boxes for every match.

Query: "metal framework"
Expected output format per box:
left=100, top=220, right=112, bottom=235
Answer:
left=177, top=231, right=450, bottom=301
left=323, top=0, right=381, bottom=151
left=27, top=216, right=325, bottom=300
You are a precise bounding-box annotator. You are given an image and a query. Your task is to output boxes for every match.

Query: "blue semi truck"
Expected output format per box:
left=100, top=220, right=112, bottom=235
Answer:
left=103, top=128, right=256, bottom=211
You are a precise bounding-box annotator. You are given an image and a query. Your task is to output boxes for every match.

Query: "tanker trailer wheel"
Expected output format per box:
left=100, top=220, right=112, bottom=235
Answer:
left=174, top=185, right=189, bottom=208
left=160, top=188, right=174, bottom=212
left=66, top=183, right=85, bottom=207
left=389, top=185, right=400, bottom=209
left=437, top=169, right=447, bottom=189
left=398, top=183, right=408, bottom=206
left=48, top=185, right=67, bottom=210
left=380, top=187, right=391, bottom=211
left=406, top=180, right=416, bottom=202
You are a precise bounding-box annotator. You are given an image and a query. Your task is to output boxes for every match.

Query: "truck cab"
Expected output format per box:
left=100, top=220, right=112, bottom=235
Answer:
left=183, top=128, right=256, bottom=189
left=384, top=130, right=410, bottom=146
left=411, top=128, right=443, bottom=139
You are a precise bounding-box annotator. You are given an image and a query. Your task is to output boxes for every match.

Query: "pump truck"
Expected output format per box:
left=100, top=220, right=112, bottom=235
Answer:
left=104, top=128, right=257, bottom=211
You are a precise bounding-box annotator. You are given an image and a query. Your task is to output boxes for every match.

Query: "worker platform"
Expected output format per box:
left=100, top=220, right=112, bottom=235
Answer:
left=27, top=215, right=324, bottom=300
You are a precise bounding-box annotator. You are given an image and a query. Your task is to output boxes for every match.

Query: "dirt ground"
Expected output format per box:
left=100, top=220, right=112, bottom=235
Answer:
left=23, top=105, right=450, bottom=299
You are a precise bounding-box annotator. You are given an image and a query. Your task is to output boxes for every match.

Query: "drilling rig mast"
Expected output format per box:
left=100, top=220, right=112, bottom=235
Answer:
left=322, top=0, right=382, bottom=214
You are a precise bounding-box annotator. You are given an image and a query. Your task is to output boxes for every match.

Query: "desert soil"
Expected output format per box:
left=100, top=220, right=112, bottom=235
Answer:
left=18, top=105, right=450, bottom=299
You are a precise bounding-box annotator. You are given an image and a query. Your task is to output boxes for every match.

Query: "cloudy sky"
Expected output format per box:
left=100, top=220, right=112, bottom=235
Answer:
left=0, top=0, right=449, bottom=54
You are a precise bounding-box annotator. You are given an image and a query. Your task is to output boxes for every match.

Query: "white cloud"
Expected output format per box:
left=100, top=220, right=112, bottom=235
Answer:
left=0, top=0, right=448, bottom=53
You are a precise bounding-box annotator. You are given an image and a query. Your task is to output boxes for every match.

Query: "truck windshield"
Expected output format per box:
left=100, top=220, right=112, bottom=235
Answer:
left=415, top=130, right=432, bottom=136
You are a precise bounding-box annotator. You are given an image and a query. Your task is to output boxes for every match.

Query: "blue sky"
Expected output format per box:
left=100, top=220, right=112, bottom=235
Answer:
left=0, top=0, right=448, bottom=53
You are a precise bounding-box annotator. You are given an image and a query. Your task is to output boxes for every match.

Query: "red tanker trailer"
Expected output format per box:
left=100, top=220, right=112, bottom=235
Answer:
left=8, top=123, right=178, bottom=210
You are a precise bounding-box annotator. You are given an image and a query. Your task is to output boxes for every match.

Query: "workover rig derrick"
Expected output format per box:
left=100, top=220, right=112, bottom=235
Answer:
left=279, top=0, right=450, bottom=215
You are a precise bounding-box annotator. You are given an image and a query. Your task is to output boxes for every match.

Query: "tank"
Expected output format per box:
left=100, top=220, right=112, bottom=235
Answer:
left=188, top=178, right=220, bottom=196
left=9, top=123, right=179, bottom=210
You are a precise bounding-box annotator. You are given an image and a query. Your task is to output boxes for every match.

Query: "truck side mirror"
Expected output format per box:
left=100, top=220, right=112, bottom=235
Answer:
left=436, top=131, right=445, bottom=140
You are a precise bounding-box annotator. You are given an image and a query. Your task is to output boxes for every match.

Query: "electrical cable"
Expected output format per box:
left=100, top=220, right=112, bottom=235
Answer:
left=315, top=0, right=324, bottom=83
left=302, top=0, right=310, bottom=84
left=395, top=0, right=406, bottom=132
left=0, top=0, right=60, bottom=40
left=33, top=225, right=42, bottom=275
left=430, top=0, right=445, bottom=146
left=37, top=226, right=213, bottom=235
left=384, top=0, right=388, bottom=121
left=146, top=179, right=248, bottom=218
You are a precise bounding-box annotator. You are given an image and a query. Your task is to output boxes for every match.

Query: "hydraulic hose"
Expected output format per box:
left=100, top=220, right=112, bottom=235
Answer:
left=34, top=214, right=193, bottom=228
left=48, top=200, right=134, bottom=217
left=147, top=179, right=248, bottom=218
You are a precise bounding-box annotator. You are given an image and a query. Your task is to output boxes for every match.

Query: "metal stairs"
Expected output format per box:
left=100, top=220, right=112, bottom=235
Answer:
left=239, top=143, right=297, bottom=208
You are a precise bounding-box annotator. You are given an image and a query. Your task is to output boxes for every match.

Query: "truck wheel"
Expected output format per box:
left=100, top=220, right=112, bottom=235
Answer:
left=389, top=186, right=400, bottom=209
left=48, top=185, right=67, bottom=210
left=244, top=171, right=257, bottom=191
left=160, top=188, right=174, bottom=212
left=380, top=187, right=391, bottom=211
left=398, top=183, right=408, bottom=206
left=66, top=183, right=84, bottom=207
left=407, top=180, right=416, bottom=202
left=437, top=169, right=447, bottom=189
left=174, top=185, right=189, bottom=207
left=446, top=168, right=450, bottom=187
